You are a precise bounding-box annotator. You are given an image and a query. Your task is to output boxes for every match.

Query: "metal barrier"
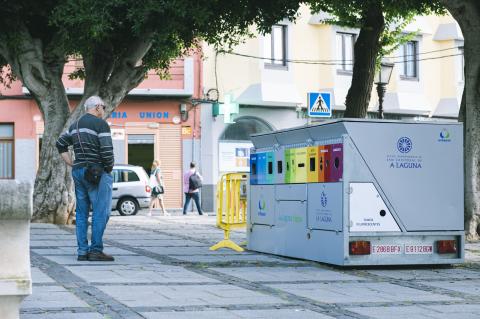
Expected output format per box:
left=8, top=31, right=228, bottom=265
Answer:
left=210, top=173, right=248, bottom=252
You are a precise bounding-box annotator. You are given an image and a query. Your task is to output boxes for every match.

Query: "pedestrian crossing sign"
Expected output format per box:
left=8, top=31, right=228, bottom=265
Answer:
left=308, top=92, right=332, bottom=118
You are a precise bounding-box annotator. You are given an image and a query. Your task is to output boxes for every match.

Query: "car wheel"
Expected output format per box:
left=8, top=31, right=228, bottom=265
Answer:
left=117, top=197, right=139, bottom=216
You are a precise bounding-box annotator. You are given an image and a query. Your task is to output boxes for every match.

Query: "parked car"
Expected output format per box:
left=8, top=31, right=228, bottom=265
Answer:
left=111, top=164, right=151, bottom=215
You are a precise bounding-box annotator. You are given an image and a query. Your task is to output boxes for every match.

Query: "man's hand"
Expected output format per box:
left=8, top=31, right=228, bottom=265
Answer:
left=60, top=152, right=73, bottom=167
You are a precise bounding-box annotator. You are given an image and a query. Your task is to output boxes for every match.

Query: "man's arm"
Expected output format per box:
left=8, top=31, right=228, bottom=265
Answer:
left=56, top=129, right=73, bottom=166
left=98, top=121, right=114, bottom=172
left=60, top=152, right=73, bottom=166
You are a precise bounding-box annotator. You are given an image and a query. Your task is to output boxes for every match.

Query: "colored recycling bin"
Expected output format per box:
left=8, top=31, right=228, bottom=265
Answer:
left=318, top=145, right=329, bottom=182
left=266, top=152, right=275, bottom=184
left=293, top=147, right=307, bottom=183
left=330, top=143, right=343, bottom=182
left=307, top=146, right=319, bottom=183
left=256, top=152, right=267, bottom=184
left=284, top=148, right=293, bottom=183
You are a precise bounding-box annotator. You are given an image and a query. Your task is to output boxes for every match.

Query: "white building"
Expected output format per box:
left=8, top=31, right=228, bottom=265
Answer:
left=198, top=6, right=463, bottom=211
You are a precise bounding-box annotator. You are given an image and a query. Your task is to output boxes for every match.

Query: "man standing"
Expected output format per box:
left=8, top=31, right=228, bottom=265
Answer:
left=56, top=96, right=115, bottom=261
left=183, top=162, right=203, bottom=215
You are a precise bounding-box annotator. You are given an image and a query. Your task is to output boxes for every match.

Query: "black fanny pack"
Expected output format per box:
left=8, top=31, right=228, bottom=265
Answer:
left=84, top=164, right=103, bottom=185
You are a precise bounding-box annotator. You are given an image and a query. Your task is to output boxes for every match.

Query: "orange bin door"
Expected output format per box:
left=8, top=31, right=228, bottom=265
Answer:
left=318, top=145, right=329, bottom=182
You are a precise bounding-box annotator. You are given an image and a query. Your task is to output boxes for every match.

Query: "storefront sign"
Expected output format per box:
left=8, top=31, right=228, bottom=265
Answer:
left=109, top=111, right=170, bottom=119
left=182, top=126, right=192, bottom=135
left=219, top=142, right=252, bottom=172
left=139, top=112, right=169, bottom=119
left=110, top=112, right=128, bottom=119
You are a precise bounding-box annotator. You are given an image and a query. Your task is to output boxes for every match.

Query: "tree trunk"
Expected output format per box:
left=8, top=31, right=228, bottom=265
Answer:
left=442, top=0, right=480, bottom=240
left=32, top=92, right=74, bottom=224
left=463, top=38, right=480, bottom=240
left=344, top=3, right=385, bottom=118
left=0, top=25, right=75, bottom=224
left=33, top=127, right=75, bottom=224
left=30, top=63, right=74, bottom=223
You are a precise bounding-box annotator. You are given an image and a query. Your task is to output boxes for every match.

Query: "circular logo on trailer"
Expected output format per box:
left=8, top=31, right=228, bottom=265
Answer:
left=440, top=129, right=450, bottom=139
left=321, top=191, right=328, bottom=207
left=258, top=200, right=266, bottom=210
left=397, top=137, right=413, bottom=153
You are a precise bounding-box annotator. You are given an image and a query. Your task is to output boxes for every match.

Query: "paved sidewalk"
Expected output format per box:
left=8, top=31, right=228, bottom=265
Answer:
left=22, top=211, right=480, bottom=318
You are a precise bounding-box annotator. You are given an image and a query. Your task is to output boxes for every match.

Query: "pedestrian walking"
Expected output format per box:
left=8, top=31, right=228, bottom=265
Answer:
left=182, top=162, right=203, bottom=215
left=56, top=96, right=115, bottom=262
left=148, top=159, right=169, bottom=216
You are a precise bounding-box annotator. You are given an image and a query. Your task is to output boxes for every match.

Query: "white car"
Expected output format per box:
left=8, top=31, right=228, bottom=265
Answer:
left=111, top=164, right=151, bottom=215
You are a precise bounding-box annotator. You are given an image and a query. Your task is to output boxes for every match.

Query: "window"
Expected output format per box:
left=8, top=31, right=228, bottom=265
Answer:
left=124, top=170, right=140, bottom=182
left=112, top=169, right=121, bottom=183
left=0, top=124, right=14, bottom=179
left=264, top=24, right=287, bottom=68
left=112, top=169, right=140, bottom=183
left=336, top=32, right=355, bottom=73
left=400, top=40, right=418, bottom=79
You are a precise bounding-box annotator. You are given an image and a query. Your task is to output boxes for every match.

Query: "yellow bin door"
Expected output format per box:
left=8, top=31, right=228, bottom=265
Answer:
left=295, top=147, right=308, bottom=183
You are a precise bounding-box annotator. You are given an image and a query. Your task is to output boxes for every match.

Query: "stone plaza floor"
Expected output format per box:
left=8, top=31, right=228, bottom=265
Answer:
left=21, top=210, right=480, bottom=318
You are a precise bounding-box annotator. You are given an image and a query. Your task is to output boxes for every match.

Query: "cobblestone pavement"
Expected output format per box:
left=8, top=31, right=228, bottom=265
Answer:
left=22, top=210, right=480, bottom=318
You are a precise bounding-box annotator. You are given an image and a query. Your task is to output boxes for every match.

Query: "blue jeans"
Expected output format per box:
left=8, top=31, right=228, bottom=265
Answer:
left=72, top=167, right=113, bottom=256
left=183, top=192, right=203, bottom=215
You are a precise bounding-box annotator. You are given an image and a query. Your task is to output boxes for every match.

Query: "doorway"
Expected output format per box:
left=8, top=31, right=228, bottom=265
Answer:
left=128, top=134, right=154, bottom=175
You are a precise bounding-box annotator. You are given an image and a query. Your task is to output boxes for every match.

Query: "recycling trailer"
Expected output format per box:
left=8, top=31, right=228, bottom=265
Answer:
left=247, top=119, right=464, bottom=266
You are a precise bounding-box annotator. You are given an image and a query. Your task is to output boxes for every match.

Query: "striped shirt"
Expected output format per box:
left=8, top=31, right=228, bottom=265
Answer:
left=56, top=113, right=114, bottom=170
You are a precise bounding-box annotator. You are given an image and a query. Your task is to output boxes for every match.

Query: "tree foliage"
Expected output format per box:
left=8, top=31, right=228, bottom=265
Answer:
left=0, top=0, right=303, bottom=82
left=0, top=0, right=304, bottom=222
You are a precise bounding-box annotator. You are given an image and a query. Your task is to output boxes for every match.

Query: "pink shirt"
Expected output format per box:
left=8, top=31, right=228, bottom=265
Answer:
left=183, top=169, right=202, bottom=193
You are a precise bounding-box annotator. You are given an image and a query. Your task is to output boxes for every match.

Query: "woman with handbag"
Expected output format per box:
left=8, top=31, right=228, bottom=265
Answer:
left=148, top=160, right=169, bottom=216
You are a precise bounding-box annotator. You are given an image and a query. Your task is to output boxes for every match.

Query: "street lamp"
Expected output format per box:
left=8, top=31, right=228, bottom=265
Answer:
left=374, top=62, right=394, bottom=119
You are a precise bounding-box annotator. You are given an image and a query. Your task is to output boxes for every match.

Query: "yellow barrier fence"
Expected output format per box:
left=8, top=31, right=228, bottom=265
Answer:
left=210, top=173, right=248, bottom=252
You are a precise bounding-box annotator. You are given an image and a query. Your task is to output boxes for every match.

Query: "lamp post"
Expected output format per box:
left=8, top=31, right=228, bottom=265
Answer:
left=374, top=62, right=394, bottom=119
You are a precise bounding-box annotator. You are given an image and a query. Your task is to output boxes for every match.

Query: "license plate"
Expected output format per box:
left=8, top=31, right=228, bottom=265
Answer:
left=371, top=245, right=402, bottom=254
left=404, top=244, right=433, bottom=254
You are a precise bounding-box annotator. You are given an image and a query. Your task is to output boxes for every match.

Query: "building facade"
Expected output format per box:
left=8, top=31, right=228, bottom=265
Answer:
left=199, top=6, right=464, bottom=211
left=0, top=56, right=203, bottom=210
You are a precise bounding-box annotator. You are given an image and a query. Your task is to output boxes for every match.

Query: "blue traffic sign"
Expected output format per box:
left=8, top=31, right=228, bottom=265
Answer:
left=308, top=92, right=332, bottom=118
